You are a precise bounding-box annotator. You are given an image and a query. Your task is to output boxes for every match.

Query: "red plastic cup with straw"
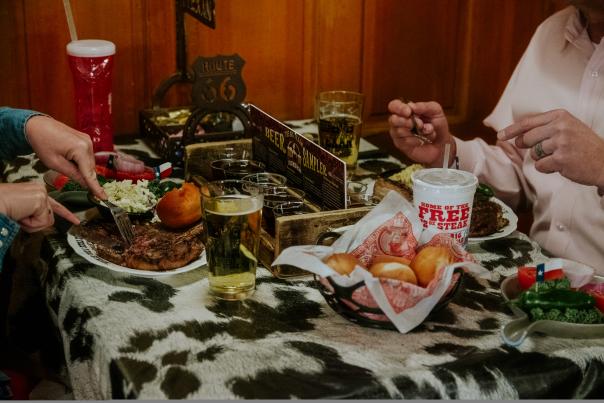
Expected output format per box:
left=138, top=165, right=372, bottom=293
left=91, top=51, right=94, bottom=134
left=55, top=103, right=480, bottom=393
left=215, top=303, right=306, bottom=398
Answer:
left=63, top=0, right=116, bottom=152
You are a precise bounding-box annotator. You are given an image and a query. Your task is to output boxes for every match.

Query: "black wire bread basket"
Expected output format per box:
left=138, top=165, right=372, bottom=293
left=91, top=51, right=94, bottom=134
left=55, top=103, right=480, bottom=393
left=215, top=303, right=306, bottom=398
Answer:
left=315, top=231, right=464, bottom=331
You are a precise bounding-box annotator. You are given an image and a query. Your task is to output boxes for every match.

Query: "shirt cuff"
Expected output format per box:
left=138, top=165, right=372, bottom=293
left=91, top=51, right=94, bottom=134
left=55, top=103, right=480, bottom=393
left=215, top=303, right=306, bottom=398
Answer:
left=0, top=107, right=42, bottom=155
left=0, top=213, right=20, bottom=273
left=454, top=137, right=479, bottom=173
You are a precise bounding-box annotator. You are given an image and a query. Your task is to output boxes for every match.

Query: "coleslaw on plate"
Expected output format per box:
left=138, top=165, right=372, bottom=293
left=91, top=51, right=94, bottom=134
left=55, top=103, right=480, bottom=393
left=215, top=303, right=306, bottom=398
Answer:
left=102, top=179, right=157, bottom=213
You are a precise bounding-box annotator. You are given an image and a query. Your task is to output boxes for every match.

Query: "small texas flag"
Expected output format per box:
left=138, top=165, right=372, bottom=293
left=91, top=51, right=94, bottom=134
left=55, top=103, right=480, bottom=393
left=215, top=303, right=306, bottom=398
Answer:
left=536, top=263, right=545, bottom=283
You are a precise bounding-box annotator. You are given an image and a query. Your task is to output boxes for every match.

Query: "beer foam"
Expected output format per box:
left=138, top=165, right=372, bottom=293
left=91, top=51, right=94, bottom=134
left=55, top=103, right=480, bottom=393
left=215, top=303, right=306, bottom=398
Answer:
left=205, top=194, right=263, bottom=216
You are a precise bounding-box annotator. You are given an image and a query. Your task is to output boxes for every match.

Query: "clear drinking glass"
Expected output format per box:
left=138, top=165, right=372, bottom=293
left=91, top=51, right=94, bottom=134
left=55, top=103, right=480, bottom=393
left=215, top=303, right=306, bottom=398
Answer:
left=316, top=90, right=364, bottom=175
left=346, top=180, right=368, bottom=208
left=242, top=172, right=287, bottom=189
left=262, top=186, right=306, bottom=236
left=210, top=159, right=266, bottom=180
left=201, top=180, right=263, bottom=300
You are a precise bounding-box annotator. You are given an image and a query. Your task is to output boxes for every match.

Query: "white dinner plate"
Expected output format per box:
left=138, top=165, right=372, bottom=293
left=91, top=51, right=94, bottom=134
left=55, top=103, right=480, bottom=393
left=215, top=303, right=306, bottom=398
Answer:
left=468, top=197, right=518, bottom=243
left=67, top=229, right=207, bottom=277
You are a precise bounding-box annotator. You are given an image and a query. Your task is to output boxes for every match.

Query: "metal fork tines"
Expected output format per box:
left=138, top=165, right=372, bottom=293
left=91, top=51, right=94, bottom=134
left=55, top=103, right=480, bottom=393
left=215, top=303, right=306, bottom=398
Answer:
left=102, top=199, right=135, bottom=246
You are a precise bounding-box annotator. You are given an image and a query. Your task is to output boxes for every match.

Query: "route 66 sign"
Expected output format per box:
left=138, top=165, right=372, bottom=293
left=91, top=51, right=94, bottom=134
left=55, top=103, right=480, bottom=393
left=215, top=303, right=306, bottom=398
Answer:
left=191, top=54, right=246, bottom=110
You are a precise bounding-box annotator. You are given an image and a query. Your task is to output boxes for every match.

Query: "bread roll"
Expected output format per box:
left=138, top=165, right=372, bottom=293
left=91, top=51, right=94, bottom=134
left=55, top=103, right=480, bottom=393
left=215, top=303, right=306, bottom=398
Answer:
left=324, top=253, right=359, bottom=275
left=370, top=262, right=417, bottom=284
left=372, top=254, right=412, bottom=266
left=156, top=182, right=202, bottom=229
left=410, top=246, right=455, bottom=287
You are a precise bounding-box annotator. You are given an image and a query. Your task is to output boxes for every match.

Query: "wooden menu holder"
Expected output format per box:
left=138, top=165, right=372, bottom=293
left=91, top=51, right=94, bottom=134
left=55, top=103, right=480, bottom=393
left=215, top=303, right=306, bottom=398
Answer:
left=185, top=139, right=372, bottom=279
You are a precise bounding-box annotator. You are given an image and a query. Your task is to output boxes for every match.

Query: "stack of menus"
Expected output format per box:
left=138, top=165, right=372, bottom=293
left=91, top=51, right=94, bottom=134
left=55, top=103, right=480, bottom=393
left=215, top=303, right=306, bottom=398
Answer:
left=250, top=105, right=346, bottom=210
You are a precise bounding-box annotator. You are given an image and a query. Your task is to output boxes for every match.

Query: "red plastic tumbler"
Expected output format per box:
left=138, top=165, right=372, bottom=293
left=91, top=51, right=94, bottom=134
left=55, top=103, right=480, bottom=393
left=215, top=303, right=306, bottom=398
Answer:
left=67, top=39, right=116, bottom=152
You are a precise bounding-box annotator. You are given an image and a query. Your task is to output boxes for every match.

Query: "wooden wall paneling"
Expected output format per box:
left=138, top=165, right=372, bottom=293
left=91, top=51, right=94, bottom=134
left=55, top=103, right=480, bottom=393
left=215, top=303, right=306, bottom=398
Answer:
left=301, top=0, right=318, bottom=119
left=302, top=0, right=363, bottom=119
left=144, top=0, right=191, bottom=108
left=0, top=0, right=29, bottom=108
left=114, top=1, right=147, bottom=134
left=184, top=0, right=307, bottom=120
left=1, top=0, right=572, bottom=137
left=454, top=0, right=565, bottom=141
left=22, top=0, right=73, bottom=123
left=313, top=0, right=364, bottom=93
left=361, top=0, right=470, bottom=134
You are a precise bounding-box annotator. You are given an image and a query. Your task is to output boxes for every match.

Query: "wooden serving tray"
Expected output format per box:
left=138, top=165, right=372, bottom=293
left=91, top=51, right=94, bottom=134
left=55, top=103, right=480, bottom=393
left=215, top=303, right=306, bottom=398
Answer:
left=185, top=140, right=372, bottom=278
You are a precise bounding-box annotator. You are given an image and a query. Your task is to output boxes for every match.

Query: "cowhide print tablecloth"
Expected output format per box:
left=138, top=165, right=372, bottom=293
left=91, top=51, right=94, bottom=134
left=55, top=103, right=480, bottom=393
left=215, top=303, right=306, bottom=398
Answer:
left=40, top=231, right=604, bottom=399
left=3, top=137, right=604, bottom=399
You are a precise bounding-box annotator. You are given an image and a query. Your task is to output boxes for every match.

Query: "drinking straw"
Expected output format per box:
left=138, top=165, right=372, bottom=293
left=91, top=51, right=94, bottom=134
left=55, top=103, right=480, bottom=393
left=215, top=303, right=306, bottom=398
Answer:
left=63, top=0, right=78, bottom=42
left=442, top=143, right=451, bottom=171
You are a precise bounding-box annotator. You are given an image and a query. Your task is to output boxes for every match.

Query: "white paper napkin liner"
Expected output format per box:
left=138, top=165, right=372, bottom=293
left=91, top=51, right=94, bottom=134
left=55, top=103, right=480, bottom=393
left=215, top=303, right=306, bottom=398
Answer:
left=331, top=191, right=422, bottom=253
left=367, top=261, right=490, bottom=333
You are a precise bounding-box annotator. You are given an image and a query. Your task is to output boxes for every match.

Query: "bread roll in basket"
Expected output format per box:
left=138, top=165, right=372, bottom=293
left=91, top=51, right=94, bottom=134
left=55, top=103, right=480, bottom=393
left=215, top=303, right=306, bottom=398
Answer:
left=315, top=231, right=465, bottom=331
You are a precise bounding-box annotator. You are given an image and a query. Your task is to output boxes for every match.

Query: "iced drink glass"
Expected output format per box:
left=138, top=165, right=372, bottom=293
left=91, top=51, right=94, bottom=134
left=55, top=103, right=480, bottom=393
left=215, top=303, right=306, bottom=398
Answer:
left=412, top=168, right=478, bottom=246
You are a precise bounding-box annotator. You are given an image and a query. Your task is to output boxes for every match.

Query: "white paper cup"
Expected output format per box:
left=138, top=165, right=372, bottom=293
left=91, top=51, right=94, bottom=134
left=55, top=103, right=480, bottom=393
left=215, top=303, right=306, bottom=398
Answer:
left=412, top=168, right=478, bottom=246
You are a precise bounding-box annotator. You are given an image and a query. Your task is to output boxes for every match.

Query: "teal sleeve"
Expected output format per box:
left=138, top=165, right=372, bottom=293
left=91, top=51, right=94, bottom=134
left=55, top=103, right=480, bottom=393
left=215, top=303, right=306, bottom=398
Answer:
left=0, top=213, right=20, bottom=273
left=0, top=106, right=40, bottom=160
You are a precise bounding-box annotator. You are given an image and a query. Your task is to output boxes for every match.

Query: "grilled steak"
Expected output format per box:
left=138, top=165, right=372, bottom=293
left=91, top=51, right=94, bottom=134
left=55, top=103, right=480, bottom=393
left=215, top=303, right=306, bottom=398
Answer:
left=372, top=177, right=413, bottom=202
left=469, top=197, right=508, bottom=237
left=73, top=219, right=205, bottom=271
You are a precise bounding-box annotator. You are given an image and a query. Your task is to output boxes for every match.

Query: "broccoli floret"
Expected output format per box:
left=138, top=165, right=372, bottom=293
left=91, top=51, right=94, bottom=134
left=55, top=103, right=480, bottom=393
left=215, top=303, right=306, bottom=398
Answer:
left=544, top=308, right=563, bottom=321
left=563, top=308, right=580, bottom=323
left=529, top=278, right=571, bottom=292
left=574, top=308, right=604, bottom=325
left=528, top=307, right=603, bottom=324
left=529, top=307, right=546, bottom=321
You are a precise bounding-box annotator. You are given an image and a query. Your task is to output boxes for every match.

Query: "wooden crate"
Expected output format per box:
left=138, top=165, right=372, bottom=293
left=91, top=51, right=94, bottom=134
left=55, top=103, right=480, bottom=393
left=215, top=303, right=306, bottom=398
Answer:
left=185, top=140, right=372, bottom=278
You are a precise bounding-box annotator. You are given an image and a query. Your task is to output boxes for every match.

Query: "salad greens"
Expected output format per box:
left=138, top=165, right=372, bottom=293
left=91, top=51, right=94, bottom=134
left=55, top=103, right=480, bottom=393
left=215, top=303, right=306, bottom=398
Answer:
left=61, top=175, right=108, bottom=192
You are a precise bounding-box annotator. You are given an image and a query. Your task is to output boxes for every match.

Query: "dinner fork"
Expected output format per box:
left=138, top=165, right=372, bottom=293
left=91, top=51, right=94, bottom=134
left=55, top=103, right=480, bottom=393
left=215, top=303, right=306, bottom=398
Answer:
left=102, top=199, right=135, bottom=246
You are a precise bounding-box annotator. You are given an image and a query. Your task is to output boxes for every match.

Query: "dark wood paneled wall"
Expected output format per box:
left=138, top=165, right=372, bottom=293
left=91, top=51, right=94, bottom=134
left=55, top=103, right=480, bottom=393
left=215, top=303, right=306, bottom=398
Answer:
left=1, top=0, right=565, bottom=139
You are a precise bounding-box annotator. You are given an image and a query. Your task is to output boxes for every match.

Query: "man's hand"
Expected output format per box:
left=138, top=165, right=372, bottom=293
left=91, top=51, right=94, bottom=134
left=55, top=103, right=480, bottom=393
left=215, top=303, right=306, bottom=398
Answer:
left=0, top=182, right=80, bottom=232
left=25, top=115, right=107, bottom=199
left=388, top=100, right=456, bottom=167
left=498, top=109, right=604, bottom=189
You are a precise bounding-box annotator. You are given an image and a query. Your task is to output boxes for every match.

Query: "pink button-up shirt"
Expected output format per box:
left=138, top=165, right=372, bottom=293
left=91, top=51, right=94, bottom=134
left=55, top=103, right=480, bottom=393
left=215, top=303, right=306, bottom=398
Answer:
left=455, top=6, right=604, bottom=271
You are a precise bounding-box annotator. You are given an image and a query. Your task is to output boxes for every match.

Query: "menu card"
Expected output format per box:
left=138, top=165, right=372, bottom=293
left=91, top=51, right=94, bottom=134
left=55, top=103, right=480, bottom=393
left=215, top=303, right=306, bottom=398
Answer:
left=249, top=105, right=347, bottom=210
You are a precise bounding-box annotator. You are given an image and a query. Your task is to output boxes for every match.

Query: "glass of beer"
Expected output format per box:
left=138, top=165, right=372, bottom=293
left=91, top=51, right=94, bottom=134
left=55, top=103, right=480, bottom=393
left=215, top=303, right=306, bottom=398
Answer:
left=316, top=90, right=364, bottom=175
left=201, top=180, right=263, bottom=300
